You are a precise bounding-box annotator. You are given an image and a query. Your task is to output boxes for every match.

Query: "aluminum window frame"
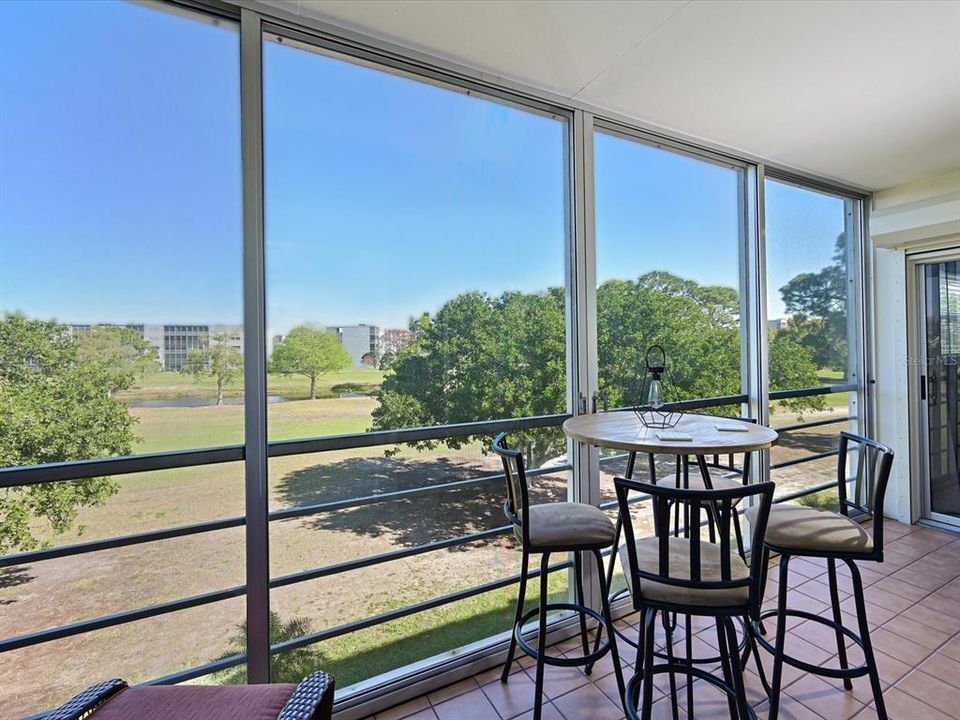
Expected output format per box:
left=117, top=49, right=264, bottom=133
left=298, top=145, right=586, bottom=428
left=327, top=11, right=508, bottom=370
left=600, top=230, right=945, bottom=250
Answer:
left=1, top=1, right=878, bottom=717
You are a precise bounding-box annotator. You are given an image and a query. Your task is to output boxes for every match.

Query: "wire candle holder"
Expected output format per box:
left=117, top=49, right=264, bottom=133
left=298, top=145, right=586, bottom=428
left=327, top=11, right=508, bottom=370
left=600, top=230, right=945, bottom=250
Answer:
left=632, top=344, right=682, bottom=429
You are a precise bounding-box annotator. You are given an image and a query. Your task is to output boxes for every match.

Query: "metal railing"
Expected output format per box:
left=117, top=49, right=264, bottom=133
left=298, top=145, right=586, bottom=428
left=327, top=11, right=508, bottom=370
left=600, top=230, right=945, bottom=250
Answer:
left=0, top=412, right=572, bottom=690
left=1, top=384, right=858, bottom=713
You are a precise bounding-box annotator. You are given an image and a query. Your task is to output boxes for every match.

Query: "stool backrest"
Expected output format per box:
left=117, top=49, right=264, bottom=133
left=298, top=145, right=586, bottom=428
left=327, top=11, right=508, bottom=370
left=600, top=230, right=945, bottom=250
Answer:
left=492, top=432, right=530, bottom=548
left=615, top=477, right=775, bottom=613
left=838, top=431, right=894, bottom=555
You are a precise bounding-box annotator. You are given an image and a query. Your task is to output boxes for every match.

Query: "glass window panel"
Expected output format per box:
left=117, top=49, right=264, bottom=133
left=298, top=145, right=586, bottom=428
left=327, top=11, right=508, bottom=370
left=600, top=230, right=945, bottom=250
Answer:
left=0, top=0, right=243, bottom=457
left=593, top=130, right=746, bottom=533
left=594, top=132, right=745, bottom=410
left=764, top=178, right=861, bottom=494
left=262, top=32, right=570, bottom=694
left=0, top=2, right=242, bottom=715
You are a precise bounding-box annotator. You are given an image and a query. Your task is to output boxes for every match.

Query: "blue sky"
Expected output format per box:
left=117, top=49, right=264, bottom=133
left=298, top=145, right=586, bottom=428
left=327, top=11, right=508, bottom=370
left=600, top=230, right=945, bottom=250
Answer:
left=0, top=0, right=845, bottom=333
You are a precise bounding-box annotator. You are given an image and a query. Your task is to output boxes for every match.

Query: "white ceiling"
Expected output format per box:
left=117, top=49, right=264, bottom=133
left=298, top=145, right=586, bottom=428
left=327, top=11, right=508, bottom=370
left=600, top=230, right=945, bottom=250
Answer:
left=268, top=0, right=960, bottom=191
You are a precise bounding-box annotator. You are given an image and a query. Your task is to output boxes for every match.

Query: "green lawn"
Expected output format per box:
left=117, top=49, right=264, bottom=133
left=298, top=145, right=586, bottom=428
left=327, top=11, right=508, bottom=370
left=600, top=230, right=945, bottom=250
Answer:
left=40, top=366, right=858, bottom=698
left=210, top=573, right=571, bottom=689
left=117, top=367, right=384, bottom=403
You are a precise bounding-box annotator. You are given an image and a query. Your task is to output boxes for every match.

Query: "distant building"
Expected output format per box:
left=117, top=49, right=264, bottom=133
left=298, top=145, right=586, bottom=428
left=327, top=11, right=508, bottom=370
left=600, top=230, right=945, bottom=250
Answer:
left=69, top=323, right=243, bottom=371
left=270, top=334, right=286, bottom=359
left=768, top=317, right=791, bottom=332
left=381, top=328, right=414, bottom=356
left=327, top=324, right=381, bottom=367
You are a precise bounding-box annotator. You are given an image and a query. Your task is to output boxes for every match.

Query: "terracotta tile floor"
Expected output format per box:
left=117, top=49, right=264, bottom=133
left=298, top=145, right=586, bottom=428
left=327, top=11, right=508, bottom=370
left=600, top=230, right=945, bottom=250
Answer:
left=369, top=520, right=960, bottom=720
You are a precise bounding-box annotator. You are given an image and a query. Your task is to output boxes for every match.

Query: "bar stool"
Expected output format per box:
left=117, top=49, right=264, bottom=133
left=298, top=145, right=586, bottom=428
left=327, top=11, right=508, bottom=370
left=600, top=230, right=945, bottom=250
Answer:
left=604, top=425, right=757, bottom=680
left=493, top=433, right=626, bottom=720
left=615, top=475, right=776, bottom=720
left=606, top=418, right=757, bottom=599
left=746, top=432, right=894, bottom=720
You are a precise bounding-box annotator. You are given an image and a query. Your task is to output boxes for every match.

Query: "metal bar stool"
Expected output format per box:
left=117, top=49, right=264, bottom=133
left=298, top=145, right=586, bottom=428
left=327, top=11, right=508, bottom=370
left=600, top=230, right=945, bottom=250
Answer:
left=616, top=475, right=776, bottom=720
left=493, top=433, right=626, bottom=720
left=605, top=420, right=757, bottom=602
left=605, top=428, right=757, bottom=670
left=746, top=432, right=894, bottom=720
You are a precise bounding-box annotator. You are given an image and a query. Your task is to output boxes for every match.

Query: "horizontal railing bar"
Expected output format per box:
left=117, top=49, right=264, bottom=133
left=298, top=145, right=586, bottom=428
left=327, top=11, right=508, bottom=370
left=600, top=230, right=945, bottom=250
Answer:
left=271, top=464, right=571, bottom=522
left=771, top=449, right=839, bottom=469
left=0, top=584, right=246, bottom=654
left=598, top=453, right=631, bottom=465
left=0, top=388, right=855, bottom=489
left=0, top=445, right=245, bottom=488
left=0, top=516, right=246, bottom=569
left=774, top=415, right=856, bottom=433
left=3, top=522, right=528, bottom=654
left=270, top=526, right=512, bottom=588
left=769, top=383, right=856, bottom=400
left=0, top=465, right=571, bottom=568
left=267, top=413, right=569, bottom=458
left=0, top=393, right=764, bottom=490
left=607, top=394, right=746, bottom=414
left=270, top=558, right=574, bottom=655
left=0, top=415, right=569, bottom=489
left=145, top=652, right=247, bottom=687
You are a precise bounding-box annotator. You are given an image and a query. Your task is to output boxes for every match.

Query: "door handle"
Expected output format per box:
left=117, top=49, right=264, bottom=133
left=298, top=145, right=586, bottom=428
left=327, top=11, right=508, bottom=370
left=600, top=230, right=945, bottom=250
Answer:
left=921, top=375, right=926, bottom=401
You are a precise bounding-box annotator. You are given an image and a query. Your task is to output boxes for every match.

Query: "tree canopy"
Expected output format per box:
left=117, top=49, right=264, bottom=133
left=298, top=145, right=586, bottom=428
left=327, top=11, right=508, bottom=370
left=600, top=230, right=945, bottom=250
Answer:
left=183, top=333, right=243, bottom=406
left=75, top=325, right=160, bottom=394
left=0, top=314, right=137, bottom=553
left=270, top=325, right=352, bottom=400
left=371, top=272, right=824, bottom=466
left=776, top=234, right=849, bottom=372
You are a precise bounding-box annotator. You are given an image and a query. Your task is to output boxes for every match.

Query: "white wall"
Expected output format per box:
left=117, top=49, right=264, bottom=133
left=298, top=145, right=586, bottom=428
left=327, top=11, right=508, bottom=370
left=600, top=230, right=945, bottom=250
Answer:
left=871, top=170, right=960, bottom=522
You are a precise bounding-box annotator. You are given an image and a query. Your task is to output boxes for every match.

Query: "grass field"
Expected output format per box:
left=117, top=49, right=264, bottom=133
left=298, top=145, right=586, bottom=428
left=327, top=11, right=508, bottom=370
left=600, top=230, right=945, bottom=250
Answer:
left=0, top=366, right=857, bottom=716
left=116, top=367, right=384, bottom=403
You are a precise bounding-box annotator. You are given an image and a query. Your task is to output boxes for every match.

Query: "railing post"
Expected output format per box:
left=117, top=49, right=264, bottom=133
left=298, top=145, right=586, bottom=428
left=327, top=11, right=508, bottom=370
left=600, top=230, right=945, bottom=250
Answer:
left=240, top=7, right=271, bottom=685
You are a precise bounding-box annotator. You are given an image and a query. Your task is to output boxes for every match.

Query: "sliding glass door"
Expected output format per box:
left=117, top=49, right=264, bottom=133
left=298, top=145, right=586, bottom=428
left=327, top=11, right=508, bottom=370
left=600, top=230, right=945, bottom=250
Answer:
left=918, top=258, right=960, bottom=526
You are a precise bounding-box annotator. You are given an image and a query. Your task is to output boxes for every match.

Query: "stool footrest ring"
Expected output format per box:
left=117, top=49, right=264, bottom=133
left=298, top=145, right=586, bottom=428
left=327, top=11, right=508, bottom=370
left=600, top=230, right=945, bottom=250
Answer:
left=753, top=610, right=871, bottom=680
left=607, top=587, right=749, bottom=666
left=516, top=603, right=611, bottom=668
left=625, top=662, right=758, bottom=720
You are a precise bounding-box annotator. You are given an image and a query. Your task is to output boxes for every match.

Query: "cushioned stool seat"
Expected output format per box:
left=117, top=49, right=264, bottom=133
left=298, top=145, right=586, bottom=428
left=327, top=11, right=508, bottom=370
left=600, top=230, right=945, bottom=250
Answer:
left=745, top=502, right=873, bottom=554
left=524, top=502, right=617, bottom=549
left=619, top=536, right=750, bottom=606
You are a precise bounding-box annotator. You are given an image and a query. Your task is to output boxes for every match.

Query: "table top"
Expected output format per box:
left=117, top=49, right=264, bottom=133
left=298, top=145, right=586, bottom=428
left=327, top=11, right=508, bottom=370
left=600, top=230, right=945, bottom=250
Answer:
left=562, top=411, right=778, bottom=454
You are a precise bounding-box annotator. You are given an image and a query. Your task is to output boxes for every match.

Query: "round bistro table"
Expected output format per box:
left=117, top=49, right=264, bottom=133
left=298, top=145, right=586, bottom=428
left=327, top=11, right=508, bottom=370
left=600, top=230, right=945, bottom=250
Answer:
left=563, top=411, right=778, bottom=460
left=562, top=411, right=778, bottom=671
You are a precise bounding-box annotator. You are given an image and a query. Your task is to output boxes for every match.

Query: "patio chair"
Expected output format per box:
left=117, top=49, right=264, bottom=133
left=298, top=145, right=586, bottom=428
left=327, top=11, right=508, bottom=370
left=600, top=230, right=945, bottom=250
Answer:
left=493, top=432, right=626, bottom=720
left=45, top=671, right=334, bottom=720
left=616, top=474, right=775, bottom=720
left=746, top=432, right=894, bottom=720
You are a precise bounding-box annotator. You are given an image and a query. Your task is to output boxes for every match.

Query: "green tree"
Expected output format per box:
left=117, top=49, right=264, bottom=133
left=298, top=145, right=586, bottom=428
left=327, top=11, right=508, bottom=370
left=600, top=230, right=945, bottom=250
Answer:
left=76, top=325, right=160, bottom=394
left=597, top=272, right=742, bottom=410
left=768, top=332, right=827, bottom=415
left=372, top=290, right=567, bottom=467
left=777, top=234, right=849, bottom=371
left=0, top=314, right=137, bottom=553
left=215, top=611, right=327, bottom=684
left=371, top=273, right=825, bottom=467
left=270, top=325, right=352, bottom=400
left=183, top=332, right=243, bottom=406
